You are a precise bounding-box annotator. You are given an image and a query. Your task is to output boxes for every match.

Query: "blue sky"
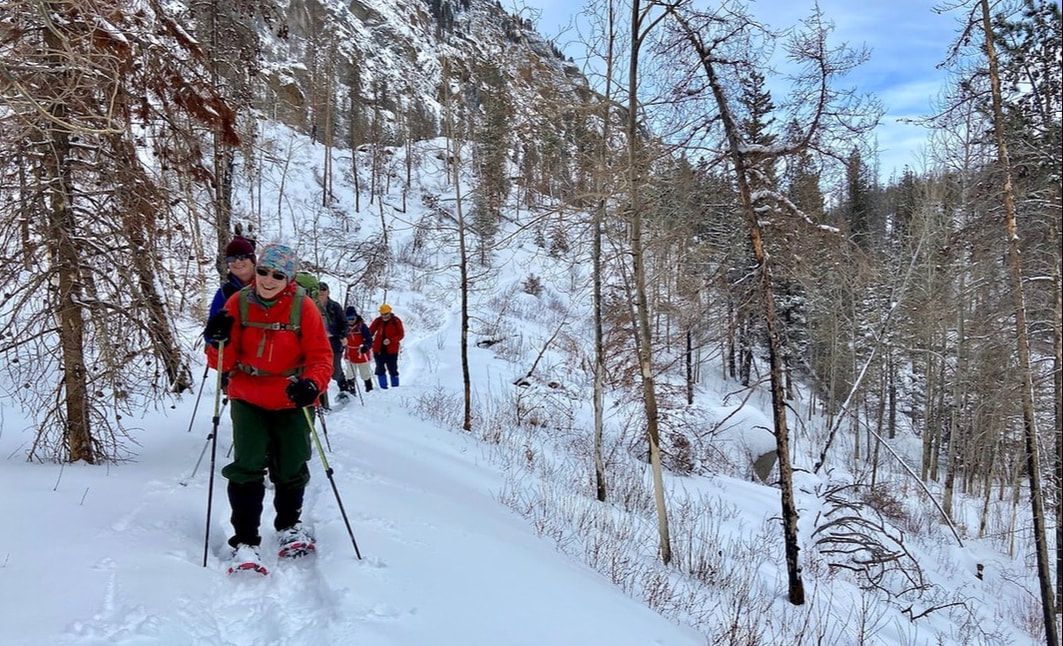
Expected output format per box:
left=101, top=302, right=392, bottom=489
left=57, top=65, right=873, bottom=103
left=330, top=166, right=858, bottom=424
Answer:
left=518, top=0, right=963, bottom=182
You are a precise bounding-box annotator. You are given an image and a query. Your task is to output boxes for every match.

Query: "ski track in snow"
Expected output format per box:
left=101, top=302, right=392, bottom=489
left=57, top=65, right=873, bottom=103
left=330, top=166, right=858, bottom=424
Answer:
left=60, top=463, right=385, bottom=646
left=46, top=303, right=484, bottom=646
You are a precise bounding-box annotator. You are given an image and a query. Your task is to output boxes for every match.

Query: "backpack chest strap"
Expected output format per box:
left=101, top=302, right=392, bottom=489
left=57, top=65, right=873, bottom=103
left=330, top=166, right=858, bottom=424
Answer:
left=238, top=286, right=306, bottom=358
left=235, top=363, right=305, bottom=378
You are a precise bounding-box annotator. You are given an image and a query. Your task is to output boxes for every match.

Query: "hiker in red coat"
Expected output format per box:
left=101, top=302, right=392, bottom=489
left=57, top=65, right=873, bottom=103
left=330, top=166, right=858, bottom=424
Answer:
left=368, top=303, right=405, bottom=389
left=342, top=307, right=374, bottom=392
left=203, top=243, right=333, bottom=571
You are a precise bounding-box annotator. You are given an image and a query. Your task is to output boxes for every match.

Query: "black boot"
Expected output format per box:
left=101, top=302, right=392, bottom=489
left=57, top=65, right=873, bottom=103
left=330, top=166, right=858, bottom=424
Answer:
left=273, top=485, right=305, bottom=531
left=227, top=480, right=265, bottom=547
left=364, top=378, right=373, bottom=392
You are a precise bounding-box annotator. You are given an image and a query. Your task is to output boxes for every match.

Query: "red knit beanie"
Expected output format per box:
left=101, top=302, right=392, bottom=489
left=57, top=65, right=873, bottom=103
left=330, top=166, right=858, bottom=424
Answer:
left=224, top=237, right=256, bottom=262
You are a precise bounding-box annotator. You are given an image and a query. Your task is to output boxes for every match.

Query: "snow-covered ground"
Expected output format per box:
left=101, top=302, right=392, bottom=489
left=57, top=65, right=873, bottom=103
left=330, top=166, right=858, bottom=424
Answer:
left=0, top=328, right=705, bottom=646
left=2, top=120, right=1055, bottom=646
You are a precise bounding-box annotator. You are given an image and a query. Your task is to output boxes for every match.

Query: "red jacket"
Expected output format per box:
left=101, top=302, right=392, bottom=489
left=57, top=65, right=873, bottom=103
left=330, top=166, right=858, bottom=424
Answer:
left=210, top=283, right=333, bottom=410
left=344, top=322, right=372, bottom=364
left=369, top=315, right=405, bottom=355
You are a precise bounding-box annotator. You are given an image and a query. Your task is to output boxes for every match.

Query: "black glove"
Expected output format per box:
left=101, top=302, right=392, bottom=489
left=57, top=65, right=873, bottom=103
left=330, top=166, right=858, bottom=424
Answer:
left=286, top=378, right=320, bottom=408
left=205, top=311, right=235, bottom=346
left=360, top=344, right=371, bottom=354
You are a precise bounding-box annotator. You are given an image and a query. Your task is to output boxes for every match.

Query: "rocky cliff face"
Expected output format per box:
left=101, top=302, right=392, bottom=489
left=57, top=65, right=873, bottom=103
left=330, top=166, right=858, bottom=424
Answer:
left=190, top=0, right=587, bottom=149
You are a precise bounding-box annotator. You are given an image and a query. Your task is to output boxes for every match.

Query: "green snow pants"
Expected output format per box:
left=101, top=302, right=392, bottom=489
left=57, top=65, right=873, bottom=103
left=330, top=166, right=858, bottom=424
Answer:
left=222, top=399, right=312, bottom=491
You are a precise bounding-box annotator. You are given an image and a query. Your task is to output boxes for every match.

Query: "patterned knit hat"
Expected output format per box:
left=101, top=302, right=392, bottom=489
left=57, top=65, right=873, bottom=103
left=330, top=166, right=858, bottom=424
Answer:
left=257, top=244, right=298, bottom=280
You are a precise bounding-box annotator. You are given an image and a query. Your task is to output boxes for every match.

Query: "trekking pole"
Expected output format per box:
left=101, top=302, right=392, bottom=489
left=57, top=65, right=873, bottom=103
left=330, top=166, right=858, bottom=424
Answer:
left=315, top=403, right=334, bottom=452
left=352, top=371, right=365, bottom=406
left=346, top=359, right=365, bottom=406
left=181, top=438, right=210, bottom=487
left=181, top=397, right=229, bottom=486
left=202, top=342, right=226, bottom=567
left=184, top=364, right=210, bottom=433
left=301, top=407, right=363, bottom=559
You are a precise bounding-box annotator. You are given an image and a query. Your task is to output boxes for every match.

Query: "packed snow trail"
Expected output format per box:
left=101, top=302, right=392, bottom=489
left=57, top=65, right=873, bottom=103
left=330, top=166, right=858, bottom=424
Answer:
left=0, top=307, right=704, bottom=646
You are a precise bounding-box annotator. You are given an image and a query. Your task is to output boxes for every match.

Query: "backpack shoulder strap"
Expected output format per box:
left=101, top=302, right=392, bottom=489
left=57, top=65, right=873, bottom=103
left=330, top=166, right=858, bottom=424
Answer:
left=237, top=285, right=253, bottom=327
left=239, top=286, right=305, bottom=333
left=290, top=285, right=305, bottom=337
left=236, top=285, right=308, bottom=362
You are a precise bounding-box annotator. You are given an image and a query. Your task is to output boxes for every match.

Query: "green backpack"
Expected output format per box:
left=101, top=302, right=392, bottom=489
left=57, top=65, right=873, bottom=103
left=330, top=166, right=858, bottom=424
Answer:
left=295, top=271, right=319, bottom=301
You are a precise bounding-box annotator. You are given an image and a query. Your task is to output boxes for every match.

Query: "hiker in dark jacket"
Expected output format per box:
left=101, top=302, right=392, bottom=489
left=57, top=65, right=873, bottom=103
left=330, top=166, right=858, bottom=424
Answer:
left=205, top=237, right=256, bottom=375
left=315, top=282, right=350, bottom=405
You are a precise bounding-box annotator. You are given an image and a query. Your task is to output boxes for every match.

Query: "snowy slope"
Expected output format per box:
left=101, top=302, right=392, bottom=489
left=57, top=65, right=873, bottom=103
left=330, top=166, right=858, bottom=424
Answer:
left=1, top=106, right=1053, bottom=645
left=0, top=322, right=704, bottom=646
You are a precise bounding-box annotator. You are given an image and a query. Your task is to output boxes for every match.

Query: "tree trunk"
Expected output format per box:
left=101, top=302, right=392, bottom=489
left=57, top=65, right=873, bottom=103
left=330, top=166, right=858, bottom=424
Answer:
left=1054, top=220, right=1062, bottom=609
left=748, top=215, right=805, bottom=605
left=628, top=0, right=671, bottom=565
left=686, top=329, right=694, bottom=405
left=124, top=205, right=191, bottom=392
left=887, top=347, right=897, bottom=439
left=444, top=64, right=472, bottom=433
left=943, top=274, right=967, bottom=520
left=207, top=1, right=232, bottom=277
left=669, top=8, right=806, bottom=603
left=42, top=14, right=94, bottom=463
left=323, top=72, right=333, bottom=208
left=725, top=291, right=736, bottom=379
left=349, top=88, right=361, bottom=214
left=593, top=190, right=608, bottom=501
left=591, top=1, right=618, bottom=504
left=980, top=1, right=1059, bottom=639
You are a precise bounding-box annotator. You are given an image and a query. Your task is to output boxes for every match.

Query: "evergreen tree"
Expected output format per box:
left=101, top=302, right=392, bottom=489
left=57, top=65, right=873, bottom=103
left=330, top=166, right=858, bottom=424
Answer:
left=471, top=62, right=513, bottom=264
left=843, top=148, right=875, bottom=248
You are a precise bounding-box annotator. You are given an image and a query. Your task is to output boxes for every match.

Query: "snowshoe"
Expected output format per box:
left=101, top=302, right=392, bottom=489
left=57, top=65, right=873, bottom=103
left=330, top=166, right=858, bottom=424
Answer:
left=327, top=391, right=352, bottom=412
left=227, top=543, right=268, bottom=576
left=277, top=523, right=316, bottom=559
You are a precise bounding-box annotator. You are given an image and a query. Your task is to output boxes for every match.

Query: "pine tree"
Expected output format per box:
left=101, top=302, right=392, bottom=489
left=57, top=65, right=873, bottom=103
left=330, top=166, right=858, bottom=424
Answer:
left=471, top=62, right=513, bottom=264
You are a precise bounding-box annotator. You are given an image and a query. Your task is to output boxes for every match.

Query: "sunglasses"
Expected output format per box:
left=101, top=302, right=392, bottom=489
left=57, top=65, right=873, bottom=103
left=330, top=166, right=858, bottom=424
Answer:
left=226, top=253, right=253, bottom=263
left=255, top=267, right=288, bottom=281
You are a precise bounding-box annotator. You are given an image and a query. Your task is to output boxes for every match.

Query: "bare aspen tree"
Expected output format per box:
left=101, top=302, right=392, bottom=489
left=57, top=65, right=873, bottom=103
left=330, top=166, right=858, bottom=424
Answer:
left=1051, top=163, right=1062, bottom=616
left=977, top=0, right=1058, bottom=639
left=591, top=0, right=620, bottom=503
left=663, top=1, right=879, bottom=603
left=441, top=57, right=473, bottom=432
left=188, top=0, right=264, bottom=273
left=987, top=0, right=1062, bottom=607
left=626, top=0, right=673, bottom=565
left=321, top=43, right=336, bottom=208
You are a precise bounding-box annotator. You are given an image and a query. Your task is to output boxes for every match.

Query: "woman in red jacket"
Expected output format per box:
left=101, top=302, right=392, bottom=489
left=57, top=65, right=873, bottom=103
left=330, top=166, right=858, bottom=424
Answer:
left=368, top=303, right=405, bottom=389
left=343, top=307, right=374, bottom=392
left=204, top=243, right=333, bottom=572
